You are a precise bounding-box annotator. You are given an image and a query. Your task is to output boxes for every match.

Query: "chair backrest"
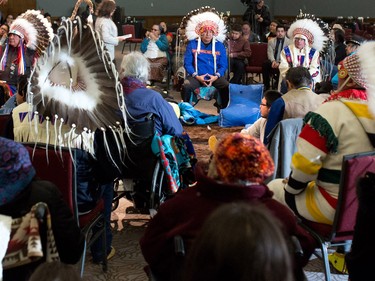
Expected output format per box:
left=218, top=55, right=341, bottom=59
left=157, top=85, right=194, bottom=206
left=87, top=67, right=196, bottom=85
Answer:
left=331, top=150, right=375, bottom=241
left=0, top=113, right=12, bottom=137
left=123, top=24, right=136, bottom=37
left=23, top=143, right=78, bottom=221
left=248, top=43, right=268, bottom=68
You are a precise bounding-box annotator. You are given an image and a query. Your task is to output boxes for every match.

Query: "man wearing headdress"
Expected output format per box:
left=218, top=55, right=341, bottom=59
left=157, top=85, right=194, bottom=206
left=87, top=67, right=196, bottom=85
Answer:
left=0, top=19, right=36, bottom=102
left=181, top=10, right=229, bottom=109
left=278, top=18, right=327, bottom=93
left=268, top=43, right=375, bottom=227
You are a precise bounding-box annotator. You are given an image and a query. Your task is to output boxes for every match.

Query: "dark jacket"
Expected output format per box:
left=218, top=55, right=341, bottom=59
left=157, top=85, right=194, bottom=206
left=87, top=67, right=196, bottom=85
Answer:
left=140, top=163, right=315, bottom=281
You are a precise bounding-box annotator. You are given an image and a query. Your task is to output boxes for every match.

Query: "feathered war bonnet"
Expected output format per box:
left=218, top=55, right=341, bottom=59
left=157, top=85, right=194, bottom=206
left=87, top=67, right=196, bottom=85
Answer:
left=27, top=16, right=128, bottom=162
left=184, top=6, right=227, bottom=74
left=287, top=18, right=328, bottom=53
left=1, top=10, right=54, bottom=75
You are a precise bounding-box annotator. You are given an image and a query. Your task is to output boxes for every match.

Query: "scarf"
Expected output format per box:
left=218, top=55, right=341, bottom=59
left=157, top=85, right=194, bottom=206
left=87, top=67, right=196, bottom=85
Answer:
left=0, top=137, right=35, bottom=206
left=120, top=77, right=146, bottom=95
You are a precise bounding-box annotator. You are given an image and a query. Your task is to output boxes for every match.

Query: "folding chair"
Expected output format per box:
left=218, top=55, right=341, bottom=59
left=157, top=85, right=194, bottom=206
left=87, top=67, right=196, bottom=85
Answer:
left=298, top=150, right=375, bottom=281
left=121, top=24, right=143, bottom=53
left=22, top=143, right=107, bottom=277
left=245, top=42, right=268, bottom=84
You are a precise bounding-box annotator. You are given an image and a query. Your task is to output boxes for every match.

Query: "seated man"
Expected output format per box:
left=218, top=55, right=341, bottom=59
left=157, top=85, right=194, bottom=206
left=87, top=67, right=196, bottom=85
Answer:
left=140, top=24, right=169, bottom=84
left=228, top=24, right=252, bottom=84
left=140, top=133, right=315, bottom=281
left=181, top=10, right=229, bottom=109
left=267, top=43, right=375, bottom=226
left=262, top=24, right=290, bottom=91
left=264, top=66, right=325, bottom=144
left=241, top=90, right=281, bottom=141
left=278, top=18, right=328, bottom=93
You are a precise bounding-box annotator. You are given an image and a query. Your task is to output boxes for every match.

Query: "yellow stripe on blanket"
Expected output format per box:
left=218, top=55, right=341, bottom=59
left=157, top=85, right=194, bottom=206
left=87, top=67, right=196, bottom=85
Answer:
left=343, top=101, right=373, bottom=119
left=292, top=153, right=322, bottom=175
left=305, top=182, right=333, bottom=225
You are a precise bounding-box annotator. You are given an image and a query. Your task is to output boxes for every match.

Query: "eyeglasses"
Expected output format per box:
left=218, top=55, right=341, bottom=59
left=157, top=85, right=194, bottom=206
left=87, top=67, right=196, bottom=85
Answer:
left=294, top=38, right=305, bottom=42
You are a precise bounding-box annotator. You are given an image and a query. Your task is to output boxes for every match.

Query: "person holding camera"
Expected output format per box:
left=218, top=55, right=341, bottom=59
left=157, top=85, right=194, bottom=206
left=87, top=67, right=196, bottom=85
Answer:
left=242, top=0, right=270, bottom=38
left=181, top=10, right=229, bottom=109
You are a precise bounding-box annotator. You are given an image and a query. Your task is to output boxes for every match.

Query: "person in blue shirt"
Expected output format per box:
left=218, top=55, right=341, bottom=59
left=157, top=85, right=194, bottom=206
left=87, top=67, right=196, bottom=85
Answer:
left=181, top=10, right=229, bottom=109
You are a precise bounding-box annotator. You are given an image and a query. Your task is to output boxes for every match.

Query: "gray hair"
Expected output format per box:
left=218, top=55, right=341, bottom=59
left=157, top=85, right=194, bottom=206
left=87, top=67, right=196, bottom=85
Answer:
left=120, top=51, right=149, bottom=82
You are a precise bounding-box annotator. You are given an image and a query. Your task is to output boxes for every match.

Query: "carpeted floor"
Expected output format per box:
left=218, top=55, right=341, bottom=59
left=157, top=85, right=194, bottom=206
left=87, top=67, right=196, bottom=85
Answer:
left=79, top=46, right=350, bottom=281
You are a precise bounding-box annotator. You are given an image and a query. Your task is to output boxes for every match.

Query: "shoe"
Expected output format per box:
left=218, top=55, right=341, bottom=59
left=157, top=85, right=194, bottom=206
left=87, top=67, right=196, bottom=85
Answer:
left=106, top=246, right=116, bottom=260
left=92, top=246, right=116, bottom=264
left=328, top=252, right=348, bottom=274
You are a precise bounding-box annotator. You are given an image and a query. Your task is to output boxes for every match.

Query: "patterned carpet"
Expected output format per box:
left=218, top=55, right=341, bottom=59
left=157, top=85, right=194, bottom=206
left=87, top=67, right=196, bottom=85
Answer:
left=79, top=198, right=349, bottom=281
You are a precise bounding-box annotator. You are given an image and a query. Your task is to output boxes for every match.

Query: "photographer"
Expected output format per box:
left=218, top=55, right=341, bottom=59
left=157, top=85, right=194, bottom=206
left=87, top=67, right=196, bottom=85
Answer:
left=242, top=0, right=270, bottom=38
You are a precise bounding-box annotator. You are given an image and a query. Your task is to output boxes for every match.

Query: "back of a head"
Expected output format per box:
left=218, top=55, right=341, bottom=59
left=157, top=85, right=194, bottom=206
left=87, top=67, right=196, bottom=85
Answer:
left=314, top=81, right=333, bottom=94
left=285, top=66, right=312, bottom=88
left=231, top=23, right=242, bottom=33
left=29, top=261, right=81, bottom=281
left=264, top=90, right=282, bottom=106
left=208, top=133, right=274, bottom=184
left=96, top=0, right=116, bottom=17
left=183, top=203, right=293, bottom=281
left=120, top=51, right=149, bottom=82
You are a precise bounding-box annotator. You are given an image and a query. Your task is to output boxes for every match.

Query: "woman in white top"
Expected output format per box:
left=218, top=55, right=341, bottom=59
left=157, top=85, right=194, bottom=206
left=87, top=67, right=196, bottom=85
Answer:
left=95, top=0, right=125, bottom=62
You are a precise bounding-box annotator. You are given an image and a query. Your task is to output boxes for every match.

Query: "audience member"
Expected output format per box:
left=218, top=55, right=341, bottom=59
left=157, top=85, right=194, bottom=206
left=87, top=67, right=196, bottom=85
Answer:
left=120, top=51, right=183, bottom=137
left=95, top=0, right=126, bottom=61
left=140, top=24, right=169, bottom=84
left=228, top=23, right=252, bottom=84
left=181, top=11, right=229, bottom=109
left=0, top=18, right=36, bottom=96
left=333, top=28, right=346, bottom=65
left=264, top=66, right=325, bottom=143
left=183, top=203, right=294, bottom=281
left=29, top=261, right=81, bottom=281
left=160, top=21, right=173, bottom=44
left=241, top=21, right=260, bottom=43
left=331, top=34, right=364, bottom=89
left=0, top=137, right=84, bottom=280
left=5, top=14, right=13, bottom=26
left=0, top=23, right=8, bottom=46
left=263, top=19, right=278, bottom=42
left=262, top=24, right=290, bottom=91
left=243, top=0, right=270, bottom=38
left=140, top=133, right=315, bottom=281
left=314, top=81, right=333, bottom=99
left=241, top=90, right=281, bottom=140
left=267, top=43, right=375, bottom=227
left=117, top=51, right=195, bottom=208
left=278, top=18, right=328, bottom=93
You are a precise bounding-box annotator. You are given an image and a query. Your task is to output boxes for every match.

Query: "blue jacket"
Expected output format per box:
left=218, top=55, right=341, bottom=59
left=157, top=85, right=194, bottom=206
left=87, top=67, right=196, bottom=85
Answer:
left=140, top=34, right=170, bottom=60
left=125, top=87, right=183, bottom=137
left=184, top=39, right=228, bottom=77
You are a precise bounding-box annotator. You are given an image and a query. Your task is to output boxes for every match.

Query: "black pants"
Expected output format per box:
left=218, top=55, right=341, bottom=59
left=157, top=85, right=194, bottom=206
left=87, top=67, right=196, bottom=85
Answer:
left=229, top=58, right=246, bottom=84
left=262, top=60, right=280, bottom=90
left=181, top=76, right=229, bottom=108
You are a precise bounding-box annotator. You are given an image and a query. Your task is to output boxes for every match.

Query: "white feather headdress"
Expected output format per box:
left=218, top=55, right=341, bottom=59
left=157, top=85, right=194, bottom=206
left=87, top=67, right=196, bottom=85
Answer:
left=185, top=10, right=227, bottom=43
left=357, top=41, right=375, bottom=117
left=287, top=18, right=328, bottom=52
left=27, top=17, right=128, bottom=157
